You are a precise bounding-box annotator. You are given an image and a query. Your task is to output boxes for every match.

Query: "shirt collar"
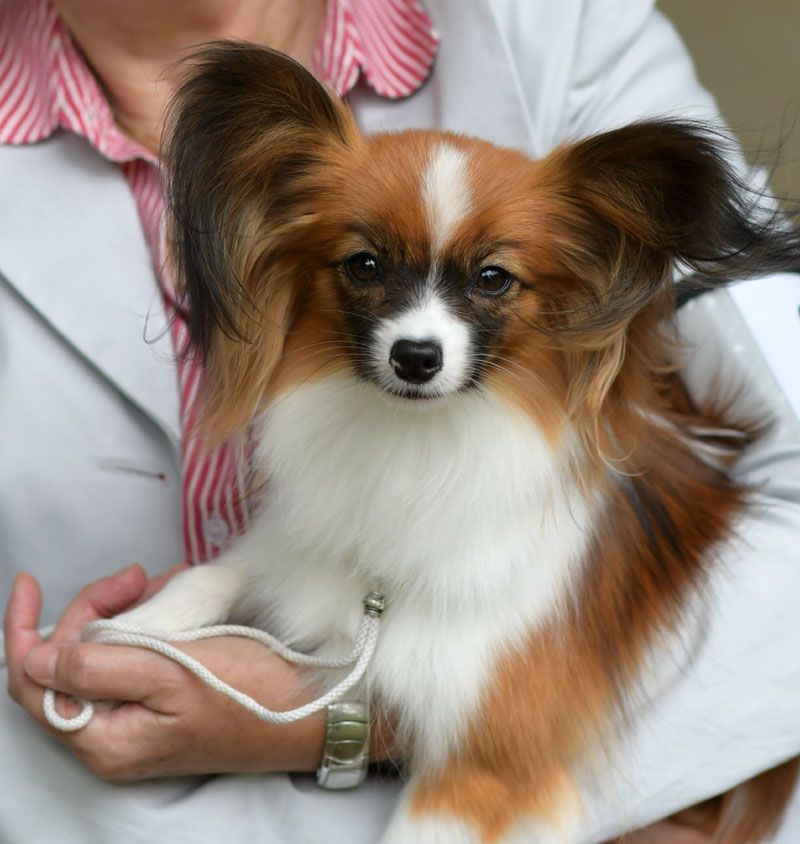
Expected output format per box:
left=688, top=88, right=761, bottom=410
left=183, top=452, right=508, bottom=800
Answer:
left=313, top=0, right=439, bottom=100
left=0, top=0, right=439, bottom=159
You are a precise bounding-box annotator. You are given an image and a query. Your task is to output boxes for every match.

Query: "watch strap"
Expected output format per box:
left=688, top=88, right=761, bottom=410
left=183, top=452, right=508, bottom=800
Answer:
left=316, top=701, right=370, bottom=789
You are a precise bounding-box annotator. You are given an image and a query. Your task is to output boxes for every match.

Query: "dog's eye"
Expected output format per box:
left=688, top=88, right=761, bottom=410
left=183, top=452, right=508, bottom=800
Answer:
left=344, top=252, right=380, bottom=285
left=474, top=266, right=513, bottom=297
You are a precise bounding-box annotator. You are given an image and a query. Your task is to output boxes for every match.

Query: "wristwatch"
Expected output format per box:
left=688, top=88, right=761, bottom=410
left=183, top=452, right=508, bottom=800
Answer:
left=316, top=701, right=370, bottom=789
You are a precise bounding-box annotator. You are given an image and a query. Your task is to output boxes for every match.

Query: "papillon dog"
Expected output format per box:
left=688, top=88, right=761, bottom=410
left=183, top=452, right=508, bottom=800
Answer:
left=116, top=44, right=800, bottom=844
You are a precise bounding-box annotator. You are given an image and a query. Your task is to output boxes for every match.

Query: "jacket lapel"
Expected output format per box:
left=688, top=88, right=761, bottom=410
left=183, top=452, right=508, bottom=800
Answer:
left=0, top=133, right=180, bottom=443
left=351, top=0, right=541, bottom=154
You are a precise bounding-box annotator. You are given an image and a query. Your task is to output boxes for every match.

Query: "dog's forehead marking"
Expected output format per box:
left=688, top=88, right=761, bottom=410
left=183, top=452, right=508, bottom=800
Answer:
left=422, top=143, right=472, bottom=257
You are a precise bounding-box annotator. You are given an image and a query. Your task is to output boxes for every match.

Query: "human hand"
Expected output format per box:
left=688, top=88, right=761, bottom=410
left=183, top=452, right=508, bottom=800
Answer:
left=4, top=568, right=325, bottom=780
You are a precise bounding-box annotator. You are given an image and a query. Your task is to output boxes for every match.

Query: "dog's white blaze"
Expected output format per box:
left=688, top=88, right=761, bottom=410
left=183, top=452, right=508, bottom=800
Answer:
left=372, top=292, right=471, bottom=396
left=423, top=143, right=471, bottom=255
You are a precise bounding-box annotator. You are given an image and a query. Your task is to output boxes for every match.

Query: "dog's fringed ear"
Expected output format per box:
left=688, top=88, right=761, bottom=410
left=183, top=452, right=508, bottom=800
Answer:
left=538, top=119, right=800, bottom=421
left=164, top=42, right=359, bottom=440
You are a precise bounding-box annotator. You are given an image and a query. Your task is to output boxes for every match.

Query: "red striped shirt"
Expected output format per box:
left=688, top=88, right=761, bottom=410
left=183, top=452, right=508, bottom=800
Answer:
left=0, top=0, right=439, bottom=563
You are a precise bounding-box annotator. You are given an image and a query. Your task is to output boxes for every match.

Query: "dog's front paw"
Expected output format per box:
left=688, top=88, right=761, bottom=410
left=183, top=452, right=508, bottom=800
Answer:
left=380, top=797, right=571, bottom=844
left=381, top=815, right=570, bottom=844
left=98, top=565, right=244, bottom=636
left=109, top=600, right=191, bottom=635
left=380, top=813, right=480, bottom=844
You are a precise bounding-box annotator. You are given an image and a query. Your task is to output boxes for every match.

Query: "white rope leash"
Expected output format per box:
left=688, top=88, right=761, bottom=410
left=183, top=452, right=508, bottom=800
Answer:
left=42, top=592, right=386, bottom=733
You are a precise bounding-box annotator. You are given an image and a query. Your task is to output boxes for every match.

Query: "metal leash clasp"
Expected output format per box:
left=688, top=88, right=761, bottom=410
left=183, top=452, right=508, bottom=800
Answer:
left=363, top=592, right=386, bottom=618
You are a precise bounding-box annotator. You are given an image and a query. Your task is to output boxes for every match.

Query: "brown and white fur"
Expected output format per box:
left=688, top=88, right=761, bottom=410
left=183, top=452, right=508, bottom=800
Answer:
left=117, top=44, right=800, bottom=844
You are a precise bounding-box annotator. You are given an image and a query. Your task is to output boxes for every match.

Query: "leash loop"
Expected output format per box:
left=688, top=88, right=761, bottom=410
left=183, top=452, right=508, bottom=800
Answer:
left=41, top=592, right=386, bottom=732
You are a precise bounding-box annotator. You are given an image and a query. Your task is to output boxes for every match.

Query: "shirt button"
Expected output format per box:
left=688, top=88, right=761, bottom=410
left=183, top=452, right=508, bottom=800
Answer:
left=203, top=513, right=230, bottom=545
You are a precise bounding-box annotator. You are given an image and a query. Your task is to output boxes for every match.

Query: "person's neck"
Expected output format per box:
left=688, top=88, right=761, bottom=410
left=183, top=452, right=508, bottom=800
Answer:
left=52, top=0, right=328, bottom=154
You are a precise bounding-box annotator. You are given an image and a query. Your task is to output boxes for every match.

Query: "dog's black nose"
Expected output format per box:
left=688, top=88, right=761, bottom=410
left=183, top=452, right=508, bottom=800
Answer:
left=390, top=339, right=443, bottom=384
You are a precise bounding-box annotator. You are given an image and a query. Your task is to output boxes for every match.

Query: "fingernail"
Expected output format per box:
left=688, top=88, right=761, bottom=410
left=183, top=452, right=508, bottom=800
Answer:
left=24, top=644, right=58, bottom=684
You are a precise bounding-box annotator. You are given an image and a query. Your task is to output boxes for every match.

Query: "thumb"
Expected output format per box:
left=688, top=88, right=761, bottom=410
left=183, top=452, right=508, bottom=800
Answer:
left=3, top=573, right=44, bottom=669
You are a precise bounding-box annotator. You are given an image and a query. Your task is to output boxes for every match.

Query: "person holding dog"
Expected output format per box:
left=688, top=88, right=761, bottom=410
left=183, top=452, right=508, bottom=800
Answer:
left=2, top=1, right=799, bottom=842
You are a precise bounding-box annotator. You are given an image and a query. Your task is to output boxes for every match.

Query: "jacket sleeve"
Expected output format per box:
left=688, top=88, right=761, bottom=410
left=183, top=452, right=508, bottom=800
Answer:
left=560, top=0, right=718, bottom=138
left=518, top=0, right=800, bottom=839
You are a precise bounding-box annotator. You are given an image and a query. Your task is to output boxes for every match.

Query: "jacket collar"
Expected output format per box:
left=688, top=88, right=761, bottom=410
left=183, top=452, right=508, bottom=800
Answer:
left=351, top=0, right=544, bottom=155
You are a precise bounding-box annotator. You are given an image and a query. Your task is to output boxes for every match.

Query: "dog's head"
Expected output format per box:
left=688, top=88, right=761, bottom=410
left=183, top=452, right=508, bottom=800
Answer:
left=166, top=43, right=798, bottom=450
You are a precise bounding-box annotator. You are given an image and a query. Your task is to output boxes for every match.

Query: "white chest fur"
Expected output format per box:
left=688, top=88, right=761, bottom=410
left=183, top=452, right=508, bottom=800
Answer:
left=232, top=376, right=594, bottom=765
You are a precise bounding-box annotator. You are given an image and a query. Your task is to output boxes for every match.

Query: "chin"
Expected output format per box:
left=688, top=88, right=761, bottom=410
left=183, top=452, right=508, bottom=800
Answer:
left=160, top=43, right=800, bottom=844
left=375, top=387, right=451, bottom=408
